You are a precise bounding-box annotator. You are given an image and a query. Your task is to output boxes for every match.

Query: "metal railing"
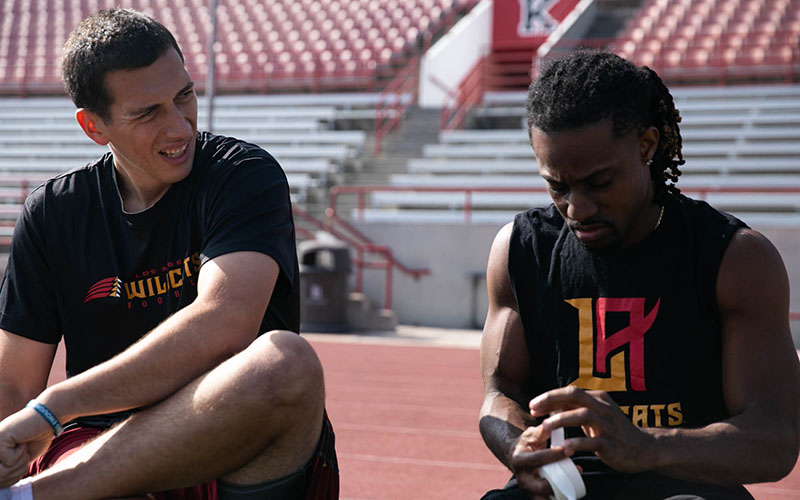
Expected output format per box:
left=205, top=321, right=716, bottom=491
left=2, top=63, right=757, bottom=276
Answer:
left=328, top=183, right=800, bottom=318
left=440, top=57, right=486, bottom=131
left=373, top=55, right=420, bottom=155
left=293, top=203, right=429, bottom=310
left=332, top=184, right=800, bottom=223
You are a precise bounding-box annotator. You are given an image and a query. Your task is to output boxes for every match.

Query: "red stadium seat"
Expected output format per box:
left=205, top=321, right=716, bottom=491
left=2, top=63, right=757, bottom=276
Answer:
left=0, top=0, right=481, bottom=92
left=615, top=0, right=800, bottom=84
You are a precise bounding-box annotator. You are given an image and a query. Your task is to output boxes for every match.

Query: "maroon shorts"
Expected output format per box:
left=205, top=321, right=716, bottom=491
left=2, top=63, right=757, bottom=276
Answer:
left=28, top=413, right=338, bottom=500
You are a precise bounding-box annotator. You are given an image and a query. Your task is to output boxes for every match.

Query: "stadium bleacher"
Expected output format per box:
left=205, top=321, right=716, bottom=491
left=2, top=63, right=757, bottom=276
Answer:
left=1, top=0, right=800, bottom=339
left=355, top=84, right=800, bottom=226
left=613, top=0, right=800, bottom=84
left=0, top=94, right=376, bottom=210
left=0, top=0, right=480, bottom=94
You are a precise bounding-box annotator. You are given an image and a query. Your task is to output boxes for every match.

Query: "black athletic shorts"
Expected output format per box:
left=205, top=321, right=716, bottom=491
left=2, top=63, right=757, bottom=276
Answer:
left=217, top=412, right=339, bottom=500
left=481, top=473, right=754, bottom=500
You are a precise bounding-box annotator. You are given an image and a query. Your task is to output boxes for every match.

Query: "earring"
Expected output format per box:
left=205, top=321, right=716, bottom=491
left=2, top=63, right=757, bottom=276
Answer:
left=646, top=159, right=653, bottom=167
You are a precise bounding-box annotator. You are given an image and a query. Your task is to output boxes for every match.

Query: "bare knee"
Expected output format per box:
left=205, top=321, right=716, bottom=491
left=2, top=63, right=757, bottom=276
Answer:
left=241, top=331, right=325, bottom=409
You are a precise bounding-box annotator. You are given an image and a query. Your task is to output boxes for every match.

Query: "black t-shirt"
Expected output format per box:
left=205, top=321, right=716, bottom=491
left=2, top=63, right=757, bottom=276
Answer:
left=508, top=192, right=746, bottom=474
left=0, top=132, right=300, bottom=380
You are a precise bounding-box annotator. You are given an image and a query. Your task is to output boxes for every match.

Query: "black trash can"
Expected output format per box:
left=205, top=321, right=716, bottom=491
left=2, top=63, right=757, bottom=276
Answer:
left=298, top=239, right=352, bottom=332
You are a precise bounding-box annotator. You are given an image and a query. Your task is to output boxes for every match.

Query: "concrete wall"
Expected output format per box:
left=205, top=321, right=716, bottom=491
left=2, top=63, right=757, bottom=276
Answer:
left=354, top=221, right=800, bottom=345
left=418, top=0, right=493, bottom=108
left=355, top=222, right=503, bottom=328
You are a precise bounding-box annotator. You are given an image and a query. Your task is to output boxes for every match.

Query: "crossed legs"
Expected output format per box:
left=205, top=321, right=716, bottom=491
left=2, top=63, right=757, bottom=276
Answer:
left=27, top=331, right=326, bottom=500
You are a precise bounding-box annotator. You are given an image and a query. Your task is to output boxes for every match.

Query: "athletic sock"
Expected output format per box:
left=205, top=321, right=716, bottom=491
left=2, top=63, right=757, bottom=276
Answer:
left=1, top=477, right=34, bottom=500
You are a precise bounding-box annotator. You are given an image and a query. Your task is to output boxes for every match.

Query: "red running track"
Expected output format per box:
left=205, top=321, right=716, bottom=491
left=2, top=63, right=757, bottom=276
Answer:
left=46, top=338, right=799, bottom=499
left=310, top=338, right=509, bottom=499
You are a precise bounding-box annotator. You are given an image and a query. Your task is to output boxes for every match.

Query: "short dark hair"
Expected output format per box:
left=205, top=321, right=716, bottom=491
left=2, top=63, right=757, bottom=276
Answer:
left=526, top=49, right=683, bottom=200
left=61, top=8, right=184, bottom=122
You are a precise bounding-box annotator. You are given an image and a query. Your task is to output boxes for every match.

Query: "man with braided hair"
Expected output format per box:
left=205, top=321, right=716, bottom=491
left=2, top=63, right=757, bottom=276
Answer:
left=479, top=50, right=799, bottom=499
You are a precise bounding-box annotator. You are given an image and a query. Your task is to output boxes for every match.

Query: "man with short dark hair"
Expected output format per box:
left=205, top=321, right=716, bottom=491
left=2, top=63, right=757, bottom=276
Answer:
left=479, top=50, right=799, bottom=499
left=0, top=8, right=338, bottom=499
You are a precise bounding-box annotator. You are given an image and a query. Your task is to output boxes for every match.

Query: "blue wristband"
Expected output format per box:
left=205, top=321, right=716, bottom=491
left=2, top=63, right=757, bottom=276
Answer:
left=26, top=400, right=64, bottom=436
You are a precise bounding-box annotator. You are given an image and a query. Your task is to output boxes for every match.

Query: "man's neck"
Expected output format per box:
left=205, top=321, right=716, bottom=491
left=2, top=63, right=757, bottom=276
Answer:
left=112, top=167, right=170, bottom=214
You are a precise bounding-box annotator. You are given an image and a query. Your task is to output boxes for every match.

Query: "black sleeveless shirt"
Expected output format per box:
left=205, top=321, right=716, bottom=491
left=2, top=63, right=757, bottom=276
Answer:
left=508, top=192, right=746, bottom=471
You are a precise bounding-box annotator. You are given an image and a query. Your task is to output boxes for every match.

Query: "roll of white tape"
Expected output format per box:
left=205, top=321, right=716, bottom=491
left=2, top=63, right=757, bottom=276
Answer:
left=540, top=426, right=586, bottom=500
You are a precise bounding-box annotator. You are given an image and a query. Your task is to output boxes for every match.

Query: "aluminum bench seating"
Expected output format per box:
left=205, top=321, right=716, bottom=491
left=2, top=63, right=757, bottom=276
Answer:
left=0, top=120, right=326, bottom=134
left=421, top=142, right=800, bottom=161
left=0, top=145, right=105, bottom=160
left=0, top=144, right=352, bottom=163
left=0, top=159, right=337, bottom=186
left=0, top=172, right=54, bottom=186
left=198, top=107, right=338, bottom=122
left=407, top=159, right=537, bottom=174
left=351, top=208, right=521, bottom=224
left=283, top=173, right=318, bottom=202
left=370, top=191, right=553, bottom=209
left=439, top=129, right=527, bottom=144
left=679, top=114, right=800, bottom=127
left=0, top=160, right=92, bottom=172
left=478, top=95, right=800, bottom=117
left=1, top=106, right=340, bottom=122
left=439, top=127, right=800, bottom=144
left=480, top=86, right=800, bottom=106
left=390, top=174, right=546, bottom=187
left=0, top=188, right=34, bottom=202
left=681, top=158, right=800, bottom=174
left=676, top=98, right=800, bottom=113
left=670, top=85, right=800, bottom=100
left=0, top=93, right=412, bottom=124
left=422, top=143, right=534, bottom=159
left=351, top=208, right=800, bottom=227
left=268, top=144, right=353, bottom=163
left=0, top=172, right=317, bottom=210
left=681, top=142, right=800, bottom=157
left=0, top=130, right=366, bottom=148
left=232, top=130, right=366, bottom=148
left=407, top=158, right=799, bottom=176
left=0, top=204, right=25, bottom=222
left=389, top=174, right=800, bottom=189
left=370, top=190, right=800, bottom=213
left=209, top=92, right=412, bottom=109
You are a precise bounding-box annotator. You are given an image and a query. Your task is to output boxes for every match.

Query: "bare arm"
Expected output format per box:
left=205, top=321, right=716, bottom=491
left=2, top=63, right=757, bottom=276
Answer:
left=36, top=250, right=280, bottom=424
left=0, top=331, right=56, bottom=419
left=648, top=228, right=799, bottom=482
left=479, top=223, right=534, bottom=465
left=535, top=228, right=800, bottom=483
left=479, top=223, right=567, bottom=498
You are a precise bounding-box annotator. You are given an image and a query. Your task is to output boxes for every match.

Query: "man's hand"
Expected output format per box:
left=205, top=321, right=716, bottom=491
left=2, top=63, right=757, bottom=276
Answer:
left=530, top=386, right=655, bottom=473
left=509, top=423, right=574, bottom=499
left=0, top=407, right=55, bottom=486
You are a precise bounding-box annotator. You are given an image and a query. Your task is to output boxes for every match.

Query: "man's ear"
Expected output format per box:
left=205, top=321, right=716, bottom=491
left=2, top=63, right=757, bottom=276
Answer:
left=76, top=109, right=109, bottom=146
left=640, top=125, right=659, bottom=163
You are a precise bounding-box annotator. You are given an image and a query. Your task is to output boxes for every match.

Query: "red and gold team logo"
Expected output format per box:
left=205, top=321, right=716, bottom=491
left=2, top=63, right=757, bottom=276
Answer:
left=81, top=253, right=201, bottom=309
left=83, top=277, right=123, bottom=302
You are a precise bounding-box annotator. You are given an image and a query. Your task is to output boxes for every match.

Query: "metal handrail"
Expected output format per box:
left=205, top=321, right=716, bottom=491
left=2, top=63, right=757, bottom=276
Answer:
left=330, top=184, right=800, bottom=223
left=373, top=55, right=420, bottom=155
left=441, top=56, right=486, bottom=131
left=293, top=203, right=429, bottom=310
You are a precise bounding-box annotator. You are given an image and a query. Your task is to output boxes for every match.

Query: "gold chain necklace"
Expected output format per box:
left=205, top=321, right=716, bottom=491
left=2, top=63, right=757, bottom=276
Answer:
left=654, top=204, right=665, bottom=230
